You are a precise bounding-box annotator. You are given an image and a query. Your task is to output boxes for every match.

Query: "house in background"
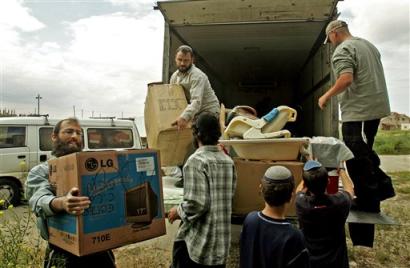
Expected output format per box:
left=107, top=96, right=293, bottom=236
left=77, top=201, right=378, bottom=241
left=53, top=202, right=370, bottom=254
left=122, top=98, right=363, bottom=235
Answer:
left=380, top=112, right=410, bottom=130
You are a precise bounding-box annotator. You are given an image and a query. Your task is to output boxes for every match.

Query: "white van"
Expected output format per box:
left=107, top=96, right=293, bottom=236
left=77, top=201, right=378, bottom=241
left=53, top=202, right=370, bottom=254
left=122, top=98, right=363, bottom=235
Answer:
left=0, top=116, right=143, bottom=206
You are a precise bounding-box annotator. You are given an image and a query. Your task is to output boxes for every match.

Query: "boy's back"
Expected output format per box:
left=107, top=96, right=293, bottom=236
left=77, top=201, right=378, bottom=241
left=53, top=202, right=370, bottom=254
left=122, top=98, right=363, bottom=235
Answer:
left=296, top=191, right=351, bottom=268
left=240, top=211, right=309, bottom=268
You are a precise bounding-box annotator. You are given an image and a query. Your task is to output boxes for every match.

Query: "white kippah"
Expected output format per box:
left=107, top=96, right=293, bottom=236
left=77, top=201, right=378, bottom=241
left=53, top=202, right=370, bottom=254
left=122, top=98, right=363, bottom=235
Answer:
left=264, top=166, right=292, bottom=181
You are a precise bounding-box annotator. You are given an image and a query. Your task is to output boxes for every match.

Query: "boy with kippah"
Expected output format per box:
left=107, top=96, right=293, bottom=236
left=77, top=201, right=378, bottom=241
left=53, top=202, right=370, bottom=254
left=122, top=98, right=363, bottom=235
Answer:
left=240, top=166, right=310, bottom=268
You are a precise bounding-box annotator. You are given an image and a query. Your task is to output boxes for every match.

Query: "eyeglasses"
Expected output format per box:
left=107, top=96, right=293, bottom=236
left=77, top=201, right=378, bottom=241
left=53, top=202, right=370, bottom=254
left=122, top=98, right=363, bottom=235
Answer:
left=61, top=129, right=83, bottom=136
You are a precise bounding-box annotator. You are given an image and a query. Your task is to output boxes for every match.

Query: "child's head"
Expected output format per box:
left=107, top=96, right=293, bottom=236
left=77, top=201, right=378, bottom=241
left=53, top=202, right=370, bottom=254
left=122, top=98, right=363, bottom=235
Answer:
left=302, top=160, right=328, bottom=196
left=261, top=166, right=295, bottom=207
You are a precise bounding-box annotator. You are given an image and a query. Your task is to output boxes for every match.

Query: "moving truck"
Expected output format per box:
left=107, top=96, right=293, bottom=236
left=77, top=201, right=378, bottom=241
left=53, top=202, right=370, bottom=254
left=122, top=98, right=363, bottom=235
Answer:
left=156, top=0, right=340, bottom=138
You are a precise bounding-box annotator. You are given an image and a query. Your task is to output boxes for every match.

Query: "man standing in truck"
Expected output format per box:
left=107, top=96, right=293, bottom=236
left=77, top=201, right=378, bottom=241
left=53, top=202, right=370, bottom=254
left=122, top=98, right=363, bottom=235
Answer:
left=25, top=118, right=116, bottom=267
left=318, top=20, right=395, bottom=247
left=170, top=45, right=220, bottom=187
left=170, top=45, right=220, bottom=130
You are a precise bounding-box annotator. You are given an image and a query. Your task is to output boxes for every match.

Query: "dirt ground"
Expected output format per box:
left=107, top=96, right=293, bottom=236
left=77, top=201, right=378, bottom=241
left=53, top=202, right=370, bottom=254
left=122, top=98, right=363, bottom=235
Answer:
left=1, top=172, right=409, bottom=267
left=114, top=172, right=410, bottom=268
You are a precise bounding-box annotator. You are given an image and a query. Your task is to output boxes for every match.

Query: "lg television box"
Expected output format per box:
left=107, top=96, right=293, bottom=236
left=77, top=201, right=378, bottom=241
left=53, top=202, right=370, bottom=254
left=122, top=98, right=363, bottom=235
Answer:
left=233, top=158, right=303, bottom=217
left=144, top=83, right=193, bottom=167
left=47, top=149, right=165, bottom=256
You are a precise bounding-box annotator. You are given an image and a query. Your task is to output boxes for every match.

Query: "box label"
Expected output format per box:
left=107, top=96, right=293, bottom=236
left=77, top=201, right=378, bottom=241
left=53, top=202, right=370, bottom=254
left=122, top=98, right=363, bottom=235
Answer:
left=136, top=157, right=156, bottom=176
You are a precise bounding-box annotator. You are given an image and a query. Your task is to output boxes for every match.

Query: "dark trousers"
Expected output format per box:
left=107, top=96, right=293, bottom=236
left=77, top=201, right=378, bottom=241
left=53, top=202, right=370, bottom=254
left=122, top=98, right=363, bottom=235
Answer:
left=342, top=119, right=395, bottom=247
left=44, top=244, right=115, bottom=268
left=171, top=241, right=226, bottom=268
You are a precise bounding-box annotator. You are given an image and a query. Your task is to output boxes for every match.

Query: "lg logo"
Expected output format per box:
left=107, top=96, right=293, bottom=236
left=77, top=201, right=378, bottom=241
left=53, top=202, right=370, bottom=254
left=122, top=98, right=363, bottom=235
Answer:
left=85, top=158, right=98, bottom=171
left=85, top=158, right=114, bottom=171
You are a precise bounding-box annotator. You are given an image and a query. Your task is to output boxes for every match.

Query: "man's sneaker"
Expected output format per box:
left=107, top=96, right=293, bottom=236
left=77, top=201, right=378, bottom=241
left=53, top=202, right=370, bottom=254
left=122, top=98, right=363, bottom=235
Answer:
left=174, top=178, right=184, bottom=188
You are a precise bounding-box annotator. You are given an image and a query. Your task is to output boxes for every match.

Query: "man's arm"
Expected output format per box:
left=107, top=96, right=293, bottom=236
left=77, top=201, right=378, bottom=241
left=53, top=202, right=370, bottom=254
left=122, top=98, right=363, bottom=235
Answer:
left=168, top=161, right=210, bottom=223
left=180, top=73, right=206, bottom=123
left=51, top=188, right=91, bottom=215
left=318, top=72, right=353, bottom=109
left=26, top=163, right=90, bottom=217
left=339, top=162, right=355, bottom=199
left=296, top=179, right=306, bottom=193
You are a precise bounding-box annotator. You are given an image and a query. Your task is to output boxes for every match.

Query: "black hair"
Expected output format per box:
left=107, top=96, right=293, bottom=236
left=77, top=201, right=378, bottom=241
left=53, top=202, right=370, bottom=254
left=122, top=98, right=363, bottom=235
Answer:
left=192, top=113, right=221, bottom=146
left=302, top=166, right=328, bottom=196
left=176, top=45, right=194, bottom=57
left=261, top=176, right=294, bottom=207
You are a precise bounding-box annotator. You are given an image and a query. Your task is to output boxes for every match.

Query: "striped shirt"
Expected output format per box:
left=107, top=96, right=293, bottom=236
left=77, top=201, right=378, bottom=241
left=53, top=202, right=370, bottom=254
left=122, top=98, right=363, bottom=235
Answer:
left=176, top=145, right=237, bottom=265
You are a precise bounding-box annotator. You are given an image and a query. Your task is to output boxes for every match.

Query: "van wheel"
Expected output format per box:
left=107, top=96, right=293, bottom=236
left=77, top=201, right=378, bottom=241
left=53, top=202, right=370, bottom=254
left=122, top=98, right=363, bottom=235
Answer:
left=0, top=179, right=20, bottom=208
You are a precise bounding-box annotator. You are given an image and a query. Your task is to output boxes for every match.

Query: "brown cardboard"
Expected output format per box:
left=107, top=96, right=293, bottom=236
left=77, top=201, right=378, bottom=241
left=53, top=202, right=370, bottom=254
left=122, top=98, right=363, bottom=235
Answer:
left=233, top=158, right=303, bottom=217
left=144, top=83, right=193, bottom=166
left=47, top=149, right=165, bottom=256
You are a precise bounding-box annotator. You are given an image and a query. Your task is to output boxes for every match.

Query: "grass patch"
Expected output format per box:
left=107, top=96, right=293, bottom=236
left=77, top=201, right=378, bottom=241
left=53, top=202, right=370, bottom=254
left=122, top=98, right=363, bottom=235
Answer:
left=347, top=172, right=410, bottom=268
left=0, top=205, right=45, bottom=267
left=374, top=130, right=410, bottom=155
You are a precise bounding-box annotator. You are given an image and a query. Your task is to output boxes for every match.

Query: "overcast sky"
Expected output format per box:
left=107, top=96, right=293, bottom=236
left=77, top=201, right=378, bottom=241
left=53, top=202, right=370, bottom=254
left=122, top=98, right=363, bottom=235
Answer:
left=0, top=0, right=409, bottom=121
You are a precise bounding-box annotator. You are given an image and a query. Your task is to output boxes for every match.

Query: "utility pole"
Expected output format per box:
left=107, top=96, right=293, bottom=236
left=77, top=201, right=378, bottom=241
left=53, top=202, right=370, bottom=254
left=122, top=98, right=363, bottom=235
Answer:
left=81, top=109, right=84, bottom=119
left=35, top=94, right=42, bottom=115
left=73, top=105, right=76, bottom=117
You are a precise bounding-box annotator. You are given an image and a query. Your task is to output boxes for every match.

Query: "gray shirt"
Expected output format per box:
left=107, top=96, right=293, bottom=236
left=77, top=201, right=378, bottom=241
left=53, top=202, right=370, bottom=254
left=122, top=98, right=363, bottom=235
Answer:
left=332, top=37, right=390, bottom=122
left=170, top=65, right=220, bottom=121
left=25, top=162, right=55, bottom=240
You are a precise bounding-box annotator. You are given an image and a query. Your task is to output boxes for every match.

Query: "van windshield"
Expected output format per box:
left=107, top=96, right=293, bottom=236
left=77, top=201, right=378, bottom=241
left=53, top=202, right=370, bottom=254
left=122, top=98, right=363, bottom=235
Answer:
left=0, top=126, right=26, bottom=148
left=87, top=128, right=133, bottom=149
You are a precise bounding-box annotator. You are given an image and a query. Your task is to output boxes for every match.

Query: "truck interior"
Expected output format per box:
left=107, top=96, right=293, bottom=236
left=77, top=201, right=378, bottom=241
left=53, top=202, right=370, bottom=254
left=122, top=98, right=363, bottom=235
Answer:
left=157, top=0, right=341, bottom=137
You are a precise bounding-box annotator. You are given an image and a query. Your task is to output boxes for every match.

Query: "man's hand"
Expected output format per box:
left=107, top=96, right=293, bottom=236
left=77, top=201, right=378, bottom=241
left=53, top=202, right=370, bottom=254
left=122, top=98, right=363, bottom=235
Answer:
left=51, top=187, right=91, bottom=215
left=171, top=117, right=189, bottom=130
left=318, top=73, right=353, bottom=110
left=318, top=94, right=329, bottom=110
left=168, top=206, right=180, bottom=224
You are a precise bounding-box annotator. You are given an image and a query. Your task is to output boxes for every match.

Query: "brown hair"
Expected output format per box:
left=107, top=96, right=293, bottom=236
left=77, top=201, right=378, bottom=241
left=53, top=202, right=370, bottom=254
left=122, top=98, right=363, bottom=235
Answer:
left=53, top=118, right=80, bottom=135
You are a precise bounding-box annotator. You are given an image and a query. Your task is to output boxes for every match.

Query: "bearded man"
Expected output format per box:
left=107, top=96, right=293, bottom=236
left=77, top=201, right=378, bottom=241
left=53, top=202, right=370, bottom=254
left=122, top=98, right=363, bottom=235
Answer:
left=25, top=118, right=116, bottom=267
left=170, top=45, right=221, bottom=188
left=170, top=45, right=220, bottom=130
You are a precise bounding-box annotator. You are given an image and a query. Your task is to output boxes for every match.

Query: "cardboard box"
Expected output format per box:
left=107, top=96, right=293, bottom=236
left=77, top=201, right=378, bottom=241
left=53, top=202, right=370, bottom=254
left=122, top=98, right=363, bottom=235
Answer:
left=233, top=158, right=303, bottom=217
left=47, top=149, right=165, bottom=256
left=144, top=83, right=193, bottom=166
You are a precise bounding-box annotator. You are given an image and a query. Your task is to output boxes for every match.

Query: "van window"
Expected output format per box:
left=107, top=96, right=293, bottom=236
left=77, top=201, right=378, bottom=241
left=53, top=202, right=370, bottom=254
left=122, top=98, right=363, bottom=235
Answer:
left=39, top=127, right=53, bottom=151
left=0, top=126, right=26, bottom=148
left=87, top=128, right=133, bottom=149
left=40, top=127, right=85, bottom=151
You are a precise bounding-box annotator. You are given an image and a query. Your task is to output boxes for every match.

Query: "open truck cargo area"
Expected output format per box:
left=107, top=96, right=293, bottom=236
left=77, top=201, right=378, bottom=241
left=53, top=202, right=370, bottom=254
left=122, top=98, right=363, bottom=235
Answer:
left=157, top=0, right=340, bottom=138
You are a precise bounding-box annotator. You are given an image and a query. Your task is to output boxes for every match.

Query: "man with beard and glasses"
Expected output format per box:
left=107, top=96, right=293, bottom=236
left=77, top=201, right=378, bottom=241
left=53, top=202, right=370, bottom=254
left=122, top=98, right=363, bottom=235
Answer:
left=170, top=45, right=220, bottom=187
left=25, top=118, right=116, bottom=268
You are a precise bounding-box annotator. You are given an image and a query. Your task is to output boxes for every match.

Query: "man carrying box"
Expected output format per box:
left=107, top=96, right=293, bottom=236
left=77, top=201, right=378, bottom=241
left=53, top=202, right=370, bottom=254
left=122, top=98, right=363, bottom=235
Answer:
left=25, top=118, right=116, bottom=267
left=170, top=45, right=220, bottom=130
left=168, top=114, right=236, bottom=268
left=170, top=45, right=221, bottom=188
left=296, top=160, right=354, bottom=268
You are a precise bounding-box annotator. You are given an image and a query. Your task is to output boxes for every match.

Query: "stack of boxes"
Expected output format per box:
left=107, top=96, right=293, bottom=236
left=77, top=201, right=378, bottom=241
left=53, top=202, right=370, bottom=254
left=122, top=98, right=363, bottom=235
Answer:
left=220, top=108, right=309, bottom=218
